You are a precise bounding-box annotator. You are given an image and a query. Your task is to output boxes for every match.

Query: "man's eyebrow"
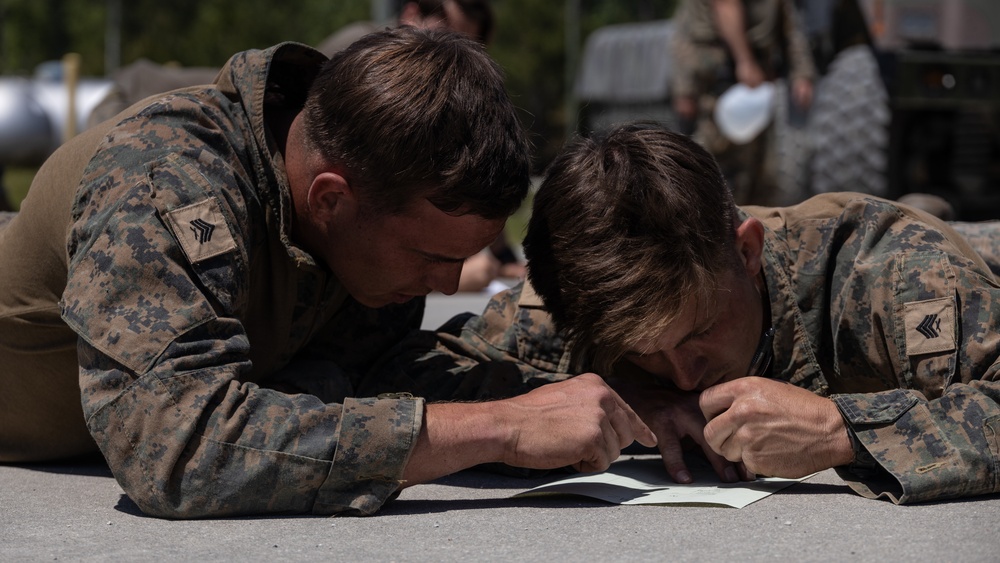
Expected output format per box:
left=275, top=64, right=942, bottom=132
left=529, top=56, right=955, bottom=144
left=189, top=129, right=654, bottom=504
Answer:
left=674, top=314, right=718, bottom=349
left=674, top=326, right=703, bottom=349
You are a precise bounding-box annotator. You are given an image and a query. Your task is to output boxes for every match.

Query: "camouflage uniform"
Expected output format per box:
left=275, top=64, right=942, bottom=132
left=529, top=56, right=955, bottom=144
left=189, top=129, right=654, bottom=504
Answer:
left=0, top=43, right=546, bottom=518
left=414, top=193, right=1000, bottom=503
left=670, top=0, right=816, bottom=206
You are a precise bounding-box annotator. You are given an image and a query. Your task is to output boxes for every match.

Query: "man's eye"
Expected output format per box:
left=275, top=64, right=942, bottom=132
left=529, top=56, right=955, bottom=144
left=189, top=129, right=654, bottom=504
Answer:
left=694, top=324, right=715, bottom=338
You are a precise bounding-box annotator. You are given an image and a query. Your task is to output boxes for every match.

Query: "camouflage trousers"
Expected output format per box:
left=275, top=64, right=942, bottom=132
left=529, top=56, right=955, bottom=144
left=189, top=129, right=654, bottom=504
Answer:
left=694, top=93, right=781, bottom=207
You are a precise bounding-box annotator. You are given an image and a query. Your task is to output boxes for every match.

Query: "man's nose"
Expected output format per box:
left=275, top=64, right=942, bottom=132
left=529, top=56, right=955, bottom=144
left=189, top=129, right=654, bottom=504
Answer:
left=662, top=349, right=705, bottom=391
left=424, top=261, right=464, bottom=295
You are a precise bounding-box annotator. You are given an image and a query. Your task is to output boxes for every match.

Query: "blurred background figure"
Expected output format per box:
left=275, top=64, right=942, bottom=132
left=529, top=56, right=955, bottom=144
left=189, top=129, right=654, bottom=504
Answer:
left=670, top=0, right=816, bottom=206
left=85, top=60, right=219, bottom=127
left=4, top=2, right=999, bottom=229
left=0, top=166, right=9, bottom=212
left=89, top=1, right=495, bottom=127
left=318, top=0, right=495, bottom=56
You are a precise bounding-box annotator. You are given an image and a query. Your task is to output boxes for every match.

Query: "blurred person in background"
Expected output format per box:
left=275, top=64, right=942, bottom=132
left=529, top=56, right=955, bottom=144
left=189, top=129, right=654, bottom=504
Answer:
left=317, top=0, right=495, bottom=55
left=670, top=0, right=816, bottom=206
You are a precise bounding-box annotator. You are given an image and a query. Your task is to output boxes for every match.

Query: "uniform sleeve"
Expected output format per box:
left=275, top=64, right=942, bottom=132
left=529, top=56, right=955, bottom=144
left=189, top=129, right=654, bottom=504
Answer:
left=827, top=218, right=1000, bottom=503
left=362, top=281, right=580, bottom=403
left=61, top=110, right=421, bottom=518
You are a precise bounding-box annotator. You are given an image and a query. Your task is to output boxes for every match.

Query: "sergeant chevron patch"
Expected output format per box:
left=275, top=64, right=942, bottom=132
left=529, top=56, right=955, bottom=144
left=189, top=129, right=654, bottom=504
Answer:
left=903, top=296, right=956, bottom=356
left=164, top=198, right=237, bottom=263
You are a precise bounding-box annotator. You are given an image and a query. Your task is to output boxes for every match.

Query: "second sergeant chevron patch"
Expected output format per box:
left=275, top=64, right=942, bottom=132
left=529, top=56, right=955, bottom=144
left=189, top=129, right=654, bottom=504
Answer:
left=164, top=198, right=238, bottom=264
left=903, top=296, right=956, bottom=356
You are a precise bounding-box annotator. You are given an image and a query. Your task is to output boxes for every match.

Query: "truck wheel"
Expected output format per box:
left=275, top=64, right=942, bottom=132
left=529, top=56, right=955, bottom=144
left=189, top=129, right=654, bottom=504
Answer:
left=808, top=44, right=890, bottom=197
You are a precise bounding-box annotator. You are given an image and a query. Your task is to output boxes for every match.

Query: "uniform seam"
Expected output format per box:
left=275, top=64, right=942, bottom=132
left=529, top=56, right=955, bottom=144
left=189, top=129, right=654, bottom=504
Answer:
left=0, top=303, right=62, bottom=321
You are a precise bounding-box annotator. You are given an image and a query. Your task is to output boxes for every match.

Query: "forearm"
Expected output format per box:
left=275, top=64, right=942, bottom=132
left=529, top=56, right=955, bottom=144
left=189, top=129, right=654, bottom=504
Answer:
left=79, top=337, right=421, bottom=518
left=712, top=0, right=756, bottom=66
left=401, top=401, right=509, bottom=485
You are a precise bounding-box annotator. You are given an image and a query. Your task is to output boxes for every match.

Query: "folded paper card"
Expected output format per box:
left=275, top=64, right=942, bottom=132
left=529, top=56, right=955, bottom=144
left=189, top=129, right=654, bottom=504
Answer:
left=514, top=456, right=808, bottom=508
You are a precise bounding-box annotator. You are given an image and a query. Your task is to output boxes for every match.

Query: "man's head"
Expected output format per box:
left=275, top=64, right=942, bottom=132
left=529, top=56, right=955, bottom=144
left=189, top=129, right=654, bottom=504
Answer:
left=399, top=0, right=495, bottom=45
left=294, top=27, right=529, bottom=307
left=302, top=26, right=527, bottom=219
left=524, top=122, right=767, bottom=386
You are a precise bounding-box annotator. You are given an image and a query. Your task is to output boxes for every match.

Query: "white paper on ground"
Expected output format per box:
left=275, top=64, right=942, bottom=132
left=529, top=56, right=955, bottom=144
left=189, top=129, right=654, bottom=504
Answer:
left=513, top=456, right=810, bottom=508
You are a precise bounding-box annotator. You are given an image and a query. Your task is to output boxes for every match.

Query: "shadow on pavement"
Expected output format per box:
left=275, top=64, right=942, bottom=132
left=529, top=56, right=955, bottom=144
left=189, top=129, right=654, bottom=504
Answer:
left=2, top=452, right=112, bottom=478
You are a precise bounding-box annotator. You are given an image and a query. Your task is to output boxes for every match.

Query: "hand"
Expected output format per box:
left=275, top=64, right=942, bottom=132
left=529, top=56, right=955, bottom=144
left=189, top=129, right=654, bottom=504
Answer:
left=610, top=376, right=751, bottom=484
left=500, top=373, right=657, bottom=473
left=735, top=60, right=766, bottom=88
left=673, top=95, right=698, bottom=121
left=700, top=377, right=854, bottom=478
left=792, top=78, right=813, bottom=110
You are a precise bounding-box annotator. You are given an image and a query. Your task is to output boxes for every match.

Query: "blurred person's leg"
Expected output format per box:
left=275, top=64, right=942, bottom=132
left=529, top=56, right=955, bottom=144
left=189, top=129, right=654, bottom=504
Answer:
left=897, top=193, right=956, bottom=222
left=0, top=166, right=11, bottom=212
left=946, top=219, right=1000, bottom=278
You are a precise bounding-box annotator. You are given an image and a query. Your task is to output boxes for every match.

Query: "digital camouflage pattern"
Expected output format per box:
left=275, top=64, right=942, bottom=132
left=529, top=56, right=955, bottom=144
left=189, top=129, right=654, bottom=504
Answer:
left=369, top=281, right=579, bottom=403
left=10, top=42, right=454, bottom=518
left=425, top=193, right=1000, bottom=504
left=741, top=193, right=1000, bottom=502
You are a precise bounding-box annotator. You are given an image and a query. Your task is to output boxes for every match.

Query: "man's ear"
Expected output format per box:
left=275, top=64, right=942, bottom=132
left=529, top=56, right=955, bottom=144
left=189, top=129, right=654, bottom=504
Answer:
left=306, top=171, right=355, bottom=224
left=735, top=217, right=765, bottom=277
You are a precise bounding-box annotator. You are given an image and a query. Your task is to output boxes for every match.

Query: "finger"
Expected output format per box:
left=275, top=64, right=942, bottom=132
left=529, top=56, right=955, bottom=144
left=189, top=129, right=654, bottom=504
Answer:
left=590, top=418, right=619, bottom=472
left=656, top=433, right=694, bottom=484
left=611, top=389, right=657, bottom=447
left=703, top=415, right=742, bottom=464
left=689, top=424, right=742, bottom=483
left=573, top=425, right=614, bottom=474
left=698, top=383, right=736, bottom=422
left=738, top=461, right=756, bottom=481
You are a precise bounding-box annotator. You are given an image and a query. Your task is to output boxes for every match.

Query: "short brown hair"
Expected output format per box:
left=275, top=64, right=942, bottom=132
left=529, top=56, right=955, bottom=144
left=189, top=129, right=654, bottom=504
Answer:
left=523, top=122, right=739, bottom=372
left=302, top=26, right=528, bottom=219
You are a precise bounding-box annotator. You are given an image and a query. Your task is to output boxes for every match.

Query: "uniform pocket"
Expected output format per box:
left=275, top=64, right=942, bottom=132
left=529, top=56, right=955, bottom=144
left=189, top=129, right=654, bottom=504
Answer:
left=893, top=252, right=957, bottom=399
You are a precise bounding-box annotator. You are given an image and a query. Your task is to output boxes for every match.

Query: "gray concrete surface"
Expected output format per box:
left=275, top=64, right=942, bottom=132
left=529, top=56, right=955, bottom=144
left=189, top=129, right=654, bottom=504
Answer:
left=3, top=460, right=998, bottom=561
left=4, top=290, right=999, bottom=561
left=421, top=287, right=505, bottom=330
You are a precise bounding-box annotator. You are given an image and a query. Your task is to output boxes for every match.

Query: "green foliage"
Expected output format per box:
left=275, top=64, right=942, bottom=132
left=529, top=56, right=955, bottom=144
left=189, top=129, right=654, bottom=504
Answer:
left=1, top=166, right=35, bottom=211
left=1, top=0, right=370, bottom=74
left=117, top=0, right=369, bottom=68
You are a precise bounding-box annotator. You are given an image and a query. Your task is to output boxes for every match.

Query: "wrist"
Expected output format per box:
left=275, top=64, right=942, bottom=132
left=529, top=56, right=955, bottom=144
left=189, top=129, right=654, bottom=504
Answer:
left=406, top=402, right=510, bottom=484
left=843, top=424, right=880, bottom=474
left=492, top=398, right=530, bottom=468
left=831, top=399, right=882, bottom=475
